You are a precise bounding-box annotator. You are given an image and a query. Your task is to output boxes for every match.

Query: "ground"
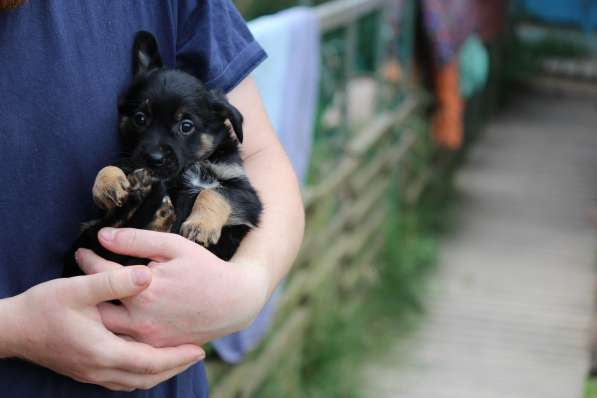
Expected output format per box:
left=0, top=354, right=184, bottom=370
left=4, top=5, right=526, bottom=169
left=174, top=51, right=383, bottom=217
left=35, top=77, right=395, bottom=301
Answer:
left=363, top=91, right=597, bottom=398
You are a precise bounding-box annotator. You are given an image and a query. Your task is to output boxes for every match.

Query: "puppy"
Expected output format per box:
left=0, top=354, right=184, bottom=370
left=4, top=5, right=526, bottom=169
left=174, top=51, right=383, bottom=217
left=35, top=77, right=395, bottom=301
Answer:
left=63, top=31, right=262, bottom=276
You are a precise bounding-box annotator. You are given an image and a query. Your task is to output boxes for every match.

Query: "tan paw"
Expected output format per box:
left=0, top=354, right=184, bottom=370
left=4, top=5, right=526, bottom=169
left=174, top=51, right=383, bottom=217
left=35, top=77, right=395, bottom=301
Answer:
left=92, top=166, right=130, bottom=209
left=180, top=216, right=223, bottom=246
left=148, top=196, right=177, bottom=232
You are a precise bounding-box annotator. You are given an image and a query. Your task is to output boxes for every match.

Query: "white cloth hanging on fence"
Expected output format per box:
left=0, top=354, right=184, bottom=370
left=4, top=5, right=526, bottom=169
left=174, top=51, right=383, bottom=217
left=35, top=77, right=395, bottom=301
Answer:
left=251, top=6, right=320, bottom=182
left=211, top=6, right=320, bottom=364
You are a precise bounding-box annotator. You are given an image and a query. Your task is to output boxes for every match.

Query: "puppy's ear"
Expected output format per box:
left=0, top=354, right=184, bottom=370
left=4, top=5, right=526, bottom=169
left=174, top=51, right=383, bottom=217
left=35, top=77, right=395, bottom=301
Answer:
left=133, top=31, right=163, bottom=76
left=211, top=92, right=244, bottom=143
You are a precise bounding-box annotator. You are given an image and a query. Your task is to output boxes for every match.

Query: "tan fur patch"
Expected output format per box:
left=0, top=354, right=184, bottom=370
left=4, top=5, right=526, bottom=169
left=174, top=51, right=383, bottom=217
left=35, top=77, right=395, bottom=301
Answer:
left=196, top=134, right=215, bottom=159
left=92, top=166, right=130, bottom=209
left=148, top=196, right=176, bottom=232
left=180, top=189, right=231, bottom=246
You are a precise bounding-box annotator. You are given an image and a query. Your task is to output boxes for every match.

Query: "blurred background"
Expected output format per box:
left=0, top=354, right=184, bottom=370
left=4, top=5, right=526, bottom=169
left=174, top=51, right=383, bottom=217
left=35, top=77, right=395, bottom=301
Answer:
left=208, top=1, right=597, bottom=397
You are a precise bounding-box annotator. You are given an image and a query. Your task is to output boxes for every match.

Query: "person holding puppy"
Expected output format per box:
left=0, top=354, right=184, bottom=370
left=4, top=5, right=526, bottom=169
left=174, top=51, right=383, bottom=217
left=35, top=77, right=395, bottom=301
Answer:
left=0, top=0, right=304, bottom=397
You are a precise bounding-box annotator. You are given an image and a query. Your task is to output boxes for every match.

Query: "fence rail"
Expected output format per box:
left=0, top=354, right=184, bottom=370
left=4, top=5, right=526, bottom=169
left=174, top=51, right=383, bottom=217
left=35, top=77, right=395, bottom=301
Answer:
left=316, top=0, right=389, bottom=31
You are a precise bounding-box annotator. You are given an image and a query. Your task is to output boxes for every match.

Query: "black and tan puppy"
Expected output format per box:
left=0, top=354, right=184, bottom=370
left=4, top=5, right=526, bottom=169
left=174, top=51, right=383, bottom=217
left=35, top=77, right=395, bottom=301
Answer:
left=63, top=31, right=262, bottom=276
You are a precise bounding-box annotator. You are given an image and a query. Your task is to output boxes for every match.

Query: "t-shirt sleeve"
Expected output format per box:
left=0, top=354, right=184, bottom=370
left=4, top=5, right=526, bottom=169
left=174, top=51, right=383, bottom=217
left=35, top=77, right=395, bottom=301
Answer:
left=176, top=0, right=267, bottom=93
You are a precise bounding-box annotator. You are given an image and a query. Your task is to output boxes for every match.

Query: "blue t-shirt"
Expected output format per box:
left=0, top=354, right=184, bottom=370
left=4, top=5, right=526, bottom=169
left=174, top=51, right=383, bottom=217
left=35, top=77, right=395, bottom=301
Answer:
left=0, top=1, right=266, bottom=397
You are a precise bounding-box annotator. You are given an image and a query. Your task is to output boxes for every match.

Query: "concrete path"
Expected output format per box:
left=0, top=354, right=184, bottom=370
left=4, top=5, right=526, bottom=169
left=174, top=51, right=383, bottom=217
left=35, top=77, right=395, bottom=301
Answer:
left=363, top=93, right=597, bottom=398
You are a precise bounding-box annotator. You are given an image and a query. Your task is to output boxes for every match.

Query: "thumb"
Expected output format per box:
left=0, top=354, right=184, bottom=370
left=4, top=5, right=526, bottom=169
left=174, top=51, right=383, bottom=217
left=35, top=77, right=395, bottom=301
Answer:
left=72, top=266, right=152, bottom=305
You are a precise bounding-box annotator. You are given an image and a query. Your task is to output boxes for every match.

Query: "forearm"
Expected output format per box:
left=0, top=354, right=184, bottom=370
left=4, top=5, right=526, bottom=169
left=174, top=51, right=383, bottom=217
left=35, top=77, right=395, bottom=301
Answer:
left=0, top=296, right=21, bottom=359
left=231, top=145, right=305, bottom=296
left=227, top=77, right=305, bottom=297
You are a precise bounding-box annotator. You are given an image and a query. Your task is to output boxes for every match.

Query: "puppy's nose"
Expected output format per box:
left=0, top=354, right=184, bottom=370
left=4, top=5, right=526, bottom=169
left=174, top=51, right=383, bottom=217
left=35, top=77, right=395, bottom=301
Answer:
left=146, top=150, right=165, bottom=167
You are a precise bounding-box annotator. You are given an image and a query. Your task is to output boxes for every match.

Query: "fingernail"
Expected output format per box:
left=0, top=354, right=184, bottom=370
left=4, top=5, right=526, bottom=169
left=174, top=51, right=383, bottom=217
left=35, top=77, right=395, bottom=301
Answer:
left=132, top=268, right=151, bottom=286
left=100, top=227, right=117, bottom=241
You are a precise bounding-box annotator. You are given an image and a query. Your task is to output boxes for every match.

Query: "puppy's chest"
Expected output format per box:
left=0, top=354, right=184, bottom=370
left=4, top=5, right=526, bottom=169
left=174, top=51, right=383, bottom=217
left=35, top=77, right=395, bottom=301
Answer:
left=180, top=161, right=245, bottom=193
left=182, top=163, right=221, bottom=192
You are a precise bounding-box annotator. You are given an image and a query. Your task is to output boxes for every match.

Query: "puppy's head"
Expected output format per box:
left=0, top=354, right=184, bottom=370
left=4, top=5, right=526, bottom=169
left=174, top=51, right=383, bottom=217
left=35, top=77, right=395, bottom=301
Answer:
left=117, top=31, right=243, bottom=180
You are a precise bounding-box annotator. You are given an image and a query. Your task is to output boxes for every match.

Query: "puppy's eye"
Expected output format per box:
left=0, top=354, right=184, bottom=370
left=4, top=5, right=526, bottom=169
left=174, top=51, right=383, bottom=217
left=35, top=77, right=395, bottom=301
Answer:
left=134, top=112, right=147, bottom=127
left=179, top=119, right=195, bottom=135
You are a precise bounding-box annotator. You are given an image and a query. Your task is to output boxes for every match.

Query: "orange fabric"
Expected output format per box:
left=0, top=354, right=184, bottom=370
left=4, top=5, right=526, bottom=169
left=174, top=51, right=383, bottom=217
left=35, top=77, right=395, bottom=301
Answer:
left=432, top=60, right=463, bottom=150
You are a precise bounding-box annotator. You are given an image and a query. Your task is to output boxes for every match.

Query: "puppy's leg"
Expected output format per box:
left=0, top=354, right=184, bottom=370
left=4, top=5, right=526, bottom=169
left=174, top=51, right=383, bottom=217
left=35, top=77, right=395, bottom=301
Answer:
left=221, top=185, right=262, bottom=228
left=205, top=161, right=262, bottom=228
left=180, top=189, right=231, bottom=246
left=120, top=168, right=155, bottom=225
left=92, top=166, right=130, bottom=209
left=148, top=195, right=177, bottom=232
left=126, top=168, right=153, bottom=198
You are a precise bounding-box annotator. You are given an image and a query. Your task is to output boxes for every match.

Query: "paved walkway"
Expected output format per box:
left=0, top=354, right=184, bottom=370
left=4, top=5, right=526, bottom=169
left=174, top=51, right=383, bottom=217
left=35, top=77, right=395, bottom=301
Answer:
left=363, top=93, right=597, bottom=398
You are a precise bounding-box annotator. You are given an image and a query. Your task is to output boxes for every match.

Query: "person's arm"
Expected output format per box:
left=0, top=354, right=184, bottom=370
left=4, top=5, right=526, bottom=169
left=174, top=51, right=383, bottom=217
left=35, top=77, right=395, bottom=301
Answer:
left=226, top=77, right=305, bottom=296
left=0, top=267, right=204, bottom=391
left=0, top=297, right=19, bottom=358
left=75, top=76, right=305, bottom=347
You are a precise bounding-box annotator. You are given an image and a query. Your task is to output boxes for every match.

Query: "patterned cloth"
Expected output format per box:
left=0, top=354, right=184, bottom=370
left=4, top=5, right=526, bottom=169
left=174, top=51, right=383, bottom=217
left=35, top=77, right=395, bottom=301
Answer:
left=420, top=0, right=479, bottom=66
left=421, top=0, right=508, bottom=66
left=432, top=60, right=464, bottom=150
left=420, top=0, right=506, bottom=150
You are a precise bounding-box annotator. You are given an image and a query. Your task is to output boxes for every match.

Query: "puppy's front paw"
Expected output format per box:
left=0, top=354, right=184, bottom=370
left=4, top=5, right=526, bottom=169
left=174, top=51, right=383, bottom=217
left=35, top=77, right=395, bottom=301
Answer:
left=149, top=196, right=177, bottom=232
left=93, top=166, right=130, bottom=209
left=180, top=215, right=223, bottom=246
left=127, top=168, right=153, bottom=196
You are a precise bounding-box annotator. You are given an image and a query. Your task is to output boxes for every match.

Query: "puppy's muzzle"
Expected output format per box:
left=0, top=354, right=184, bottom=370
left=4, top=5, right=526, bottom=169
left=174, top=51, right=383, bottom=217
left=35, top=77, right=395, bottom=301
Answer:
left=145, top=149, right=165, bottom=167
left=139, top=145, right=179, bottom=179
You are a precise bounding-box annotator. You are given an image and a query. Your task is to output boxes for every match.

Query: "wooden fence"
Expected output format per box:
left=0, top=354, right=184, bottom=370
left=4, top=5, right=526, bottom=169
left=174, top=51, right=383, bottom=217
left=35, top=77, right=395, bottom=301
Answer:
left=207, top=0, right=434, bottom=396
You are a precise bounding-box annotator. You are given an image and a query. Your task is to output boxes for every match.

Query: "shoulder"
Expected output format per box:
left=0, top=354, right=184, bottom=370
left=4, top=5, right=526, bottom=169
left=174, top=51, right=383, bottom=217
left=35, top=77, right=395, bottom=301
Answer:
left=175, top=0, right=267, bottom=92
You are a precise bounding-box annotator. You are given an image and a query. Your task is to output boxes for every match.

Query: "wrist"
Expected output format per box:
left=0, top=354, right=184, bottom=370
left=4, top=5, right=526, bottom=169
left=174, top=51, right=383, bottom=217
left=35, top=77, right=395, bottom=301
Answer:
left=0, top=295, right=26, bottom=359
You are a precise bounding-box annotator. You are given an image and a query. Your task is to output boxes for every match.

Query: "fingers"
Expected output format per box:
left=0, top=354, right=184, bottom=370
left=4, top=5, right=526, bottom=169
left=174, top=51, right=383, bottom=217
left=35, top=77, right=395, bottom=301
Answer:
left=75, top=248, right=122, bottom=275
left=72, top=266, right=152, bottom=305
left=92, top=324, right=204, bottom=391
left=97, top=228, right=195, bottom=261
left=112, top=340, right=204, bottom=376
left=97, top=302, right=134, bottom=335
left=92, top=361, right=198, bottom=391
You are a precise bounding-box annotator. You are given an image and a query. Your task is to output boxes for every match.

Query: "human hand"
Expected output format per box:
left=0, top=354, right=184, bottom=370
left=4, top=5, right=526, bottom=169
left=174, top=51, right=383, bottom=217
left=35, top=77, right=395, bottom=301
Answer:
left=76, top=227, right=271, bottom=347
left=3, top=267, right=204, bottom=391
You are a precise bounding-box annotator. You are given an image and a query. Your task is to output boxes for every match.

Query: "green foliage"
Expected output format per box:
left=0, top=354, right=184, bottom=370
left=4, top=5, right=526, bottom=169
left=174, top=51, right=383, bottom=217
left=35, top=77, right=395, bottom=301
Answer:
left=526, top=35, right=589, bottom=58
left=362, top=187, right=441, bottom=347
left=585, top=378, right=597, bottom=398
left=300, top=281, right=367, bottom=398
left=234, top=0, right=299, bottom=20
left=498, top=33, right=541, bottom=101
left=234, top=0, right=336, bottom=20
left=355, top=12, right=381, bottom=74
left=498, top=29, right=590, bottom=104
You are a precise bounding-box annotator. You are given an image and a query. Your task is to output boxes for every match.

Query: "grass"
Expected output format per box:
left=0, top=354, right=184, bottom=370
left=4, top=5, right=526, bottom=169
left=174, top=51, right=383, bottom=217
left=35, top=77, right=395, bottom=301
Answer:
left=585, top=378, right=597, bottom=398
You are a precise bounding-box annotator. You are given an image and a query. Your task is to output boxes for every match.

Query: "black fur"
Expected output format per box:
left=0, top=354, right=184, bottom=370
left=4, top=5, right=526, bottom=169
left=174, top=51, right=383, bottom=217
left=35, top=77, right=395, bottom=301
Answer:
left=63, top=31, right=262, bottom=277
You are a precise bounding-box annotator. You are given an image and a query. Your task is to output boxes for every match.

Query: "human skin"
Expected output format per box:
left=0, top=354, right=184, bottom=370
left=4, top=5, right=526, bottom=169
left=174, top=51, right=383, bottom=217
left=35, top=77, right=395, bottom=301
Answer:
left=0, top=266, right=205, bottom=391
left=74, top=76, right=306, bottom=347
